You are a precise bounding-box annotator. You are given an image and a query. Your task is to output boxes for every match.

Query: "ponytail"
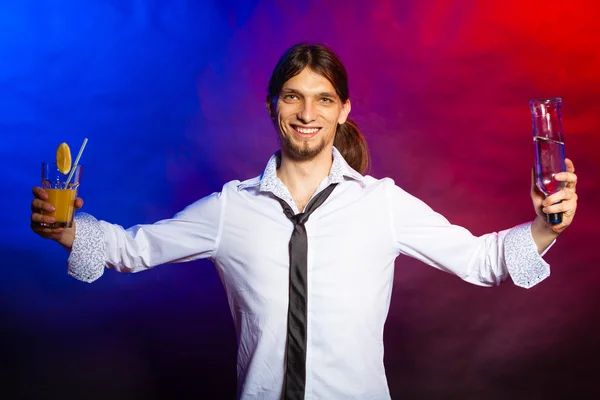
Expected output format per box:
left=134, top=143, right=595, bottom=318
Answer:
left=334, top=118, right=370, bottom=175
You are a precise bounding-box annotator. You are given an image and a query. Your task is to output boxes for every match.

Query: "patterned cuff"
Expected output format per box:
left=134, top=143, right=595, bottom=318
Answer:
left=505, top=222, right=551, bottom=289
left=67, top=212, right=106, bottom=283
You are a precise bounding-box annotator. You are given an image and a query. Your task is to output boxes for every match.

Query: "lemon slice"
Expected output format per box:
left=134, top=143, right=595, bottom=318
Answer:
left=56, top=142, right=72, bottom=174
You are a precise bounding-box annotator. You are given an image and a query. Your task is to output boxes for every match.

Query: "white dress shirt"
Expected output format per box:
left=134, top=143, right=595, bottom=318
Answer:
left=68, top=147, right=551, bottom=399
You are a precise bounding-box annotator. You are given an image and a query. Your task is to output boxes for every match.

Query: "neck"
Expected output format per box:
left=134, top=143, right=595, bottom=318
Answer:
left=277, top=147, right=333, bottom=211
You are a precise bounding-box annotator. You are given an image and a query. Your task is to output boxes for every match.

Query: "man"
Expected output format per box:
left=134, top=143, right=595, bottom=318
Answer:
left=31, top=44, right=578, bottom=399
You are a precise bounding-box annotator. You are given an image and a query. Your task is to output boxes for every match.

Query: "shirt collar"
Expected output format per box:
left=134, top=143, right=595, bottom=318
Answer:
left=238, top=146, right=366, bottom=192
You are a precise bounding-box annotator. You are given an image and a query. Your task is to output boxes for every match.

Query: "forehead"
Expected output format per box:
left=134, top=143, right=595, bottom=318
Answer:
left=282, top=67, right=336, bottom=95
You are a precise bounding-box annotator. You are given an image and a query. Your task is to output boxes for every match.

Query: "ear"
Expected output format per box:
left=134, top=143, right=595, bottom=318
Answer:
left=266, top=96, right=277, bottom=120
left=338, top=99, right=351, bottom=124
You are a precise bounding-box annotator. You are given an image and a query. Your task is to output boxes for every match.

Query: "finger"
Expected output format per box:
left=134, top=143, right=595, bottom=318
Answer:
left=546, top=185, right=579, bottom=205
left=565, top=158, right=575, bottom=173
left=554, top=171, right=577, bottom=182
left=30, top=213, right=56, bottom=225
left=31, top=199, right=56, bottom=213
left=31, top=223, right=64, bottom=239
left=554, top=171, right=578, bottom=189
left=544, top=188, right=572, bottom=205
left=74, top=197, right=84, bottom=209
left=32, top=186, right=48, bottom=200
left=562, top=159, right=577, bottom=189
left=543, top=195, right=578, bottom=215
left=544, top=204, right=576, bottom=220
left=39, top=227, right=65, bottom=235
left=31, top=223, right=64, bottom=235
left=543, top=199, right=570, bottom=215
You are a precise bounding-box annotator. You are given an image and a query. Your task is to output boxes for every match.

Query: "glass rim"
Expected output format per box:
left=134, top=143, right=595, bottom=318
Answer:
left=42, top=161, right=83, bottom=167
left=530, top=97, right=562, bottom=104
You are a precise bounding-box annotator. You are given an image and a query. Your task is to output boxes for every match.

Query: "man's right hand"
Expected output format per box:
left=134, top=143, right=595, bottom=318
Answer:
left=30, top=186, right=84, bottom=249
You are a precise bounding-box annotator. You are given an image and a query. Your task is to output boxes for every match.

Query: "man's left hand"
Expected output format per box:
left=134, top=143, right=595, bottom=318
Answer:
left=531, top=158, right=578, bottom=235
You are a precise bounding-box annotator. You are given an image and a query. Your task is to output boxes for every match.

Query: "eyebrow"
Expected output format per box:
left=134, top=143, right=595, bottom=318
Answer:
left=280, top=88, right=339, bottom=98
left=317, top=92, right=338, bottom=98
left=281, top=88, right=301, bottom=95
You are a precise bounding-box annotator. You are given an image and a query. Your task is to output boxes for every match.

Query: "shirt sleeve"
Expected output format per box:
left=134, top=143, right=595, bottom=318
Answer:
left=504, top=222, right=552, bottom=288
left=68, top=212, right=106, bottom=283
left=67, top=190, right=224, bottom=283
left=386, top=180, right=551, bottom=288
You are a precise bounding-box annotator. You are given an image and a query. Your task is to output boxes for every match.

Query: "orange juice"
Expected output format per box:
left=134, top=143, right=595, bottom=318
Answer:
left=44, top=188, right=77, bottom=227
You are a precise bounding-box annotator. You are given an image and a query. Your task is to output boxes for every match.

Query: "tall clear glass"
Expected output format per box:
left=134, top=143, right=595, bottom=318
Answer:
left=530, top=97, right=566, bottom=224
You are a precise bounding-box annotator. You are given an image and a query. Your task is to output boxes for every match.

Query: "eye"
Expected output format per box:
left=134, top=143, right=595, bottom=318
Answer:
left=320, top=97, right=334, bottom=103
left=283, top=94, right=299, bottom=100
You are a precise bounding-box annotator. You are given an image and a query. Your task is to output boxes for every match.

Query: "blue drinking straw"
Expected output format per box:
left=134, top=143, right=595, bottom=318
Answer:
left=64, top=138, right=88, bottom=188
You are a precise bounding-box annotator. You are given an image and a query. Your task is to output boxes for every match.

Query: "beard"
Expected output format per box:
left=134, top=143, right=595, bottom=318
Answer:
left=280, top=134, right=329, bottom=162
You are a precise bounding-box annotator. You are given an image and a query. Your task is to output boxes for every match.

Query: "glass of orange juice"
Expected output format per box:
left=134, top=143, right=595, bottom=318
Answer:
left=40, top=162, right=82, bottom=228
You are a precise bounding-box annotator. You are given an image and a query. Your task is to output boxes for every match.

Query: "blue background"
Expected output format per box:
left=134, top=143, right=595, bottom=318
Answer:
left=3, top=0, right=600, bottom=398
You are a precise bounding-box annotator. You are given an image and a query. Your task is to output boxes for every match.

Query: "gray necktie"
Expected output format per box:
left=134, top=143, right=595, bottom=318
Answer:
left=276, top=183, right=338, bottom=400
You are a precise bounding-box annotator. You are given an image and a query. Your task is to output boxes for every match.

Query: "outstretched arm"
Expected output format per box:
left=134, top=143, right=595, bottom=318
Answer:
left=31, top=185, right=224, bottom=283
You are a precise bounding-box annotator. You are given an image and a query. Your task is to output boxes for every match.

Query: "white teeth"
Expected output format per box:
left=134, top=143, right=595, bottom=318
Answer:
left=296, top=127, right=319, bottom=134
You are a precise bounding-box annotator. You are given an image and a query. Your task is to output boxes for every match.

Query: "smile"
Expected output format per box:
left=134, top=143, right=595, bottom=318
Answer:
left=291, top=125, right=321, bottom=137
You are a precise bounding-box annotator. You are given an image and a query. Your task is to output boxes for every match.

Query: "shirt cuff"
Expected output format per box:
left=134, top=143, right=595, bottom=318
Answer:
left=67, top=212, right=106, bottom=283
left=504, top=222, right=552, bottom=289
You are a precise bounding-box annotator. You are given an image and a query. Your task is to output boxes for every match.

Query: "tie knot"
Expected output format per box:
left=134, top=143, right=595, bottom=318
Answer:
left=292, top=212, right=309, bottom=225
left=276, top=183, right=338, bottom=226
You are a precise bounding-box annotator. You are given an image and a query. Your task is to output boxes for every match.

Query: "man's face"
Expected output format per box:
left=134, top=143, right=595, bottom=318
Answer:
left=273, top=67, right=351, bottom=161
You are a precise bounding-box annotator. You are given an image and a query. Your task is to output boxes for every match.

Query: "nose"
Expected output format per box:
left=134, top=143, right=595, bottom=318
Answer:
left=297, top=99, right=316, bottom=124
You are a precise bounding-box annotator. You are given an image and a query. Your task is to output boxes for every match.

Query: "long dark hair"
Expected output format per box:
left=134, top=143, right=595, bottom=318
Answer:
left=266, top=43, right=370, bottom=174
